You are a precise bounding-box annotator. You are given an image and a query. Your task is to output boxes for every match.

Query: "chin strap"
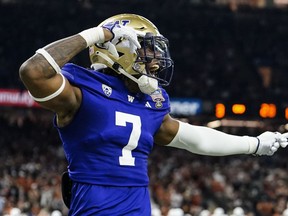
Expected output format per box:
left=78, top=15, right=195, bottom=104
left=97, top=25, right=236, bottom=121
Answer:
left=91, top=63, right=107, bottom=70
left=95, top=51, right=158, bottom=94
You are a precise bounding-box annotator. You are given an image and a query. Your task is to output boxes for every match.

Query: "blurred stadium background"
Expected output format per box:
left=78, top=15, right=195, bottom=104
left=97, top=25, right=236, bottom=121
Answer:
left=1, top=0, right=288, bottom=215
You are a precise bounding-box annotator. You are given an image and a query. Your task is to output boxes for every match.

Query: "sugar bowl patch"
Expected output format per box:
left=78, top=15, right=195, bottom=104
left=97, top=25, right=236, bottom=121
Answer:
left=150, top=89, right=165, bottom=108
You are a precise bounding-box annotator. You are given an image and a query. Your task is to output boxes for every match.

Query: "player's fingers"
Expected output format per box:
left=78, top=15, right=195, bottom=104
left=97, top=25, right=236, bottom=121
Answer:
left=273, top=142, right=280, bottom=149
left=281, top=132, right=288, bottom=139
left=280, top=132, right=288, bottom=147
left=280, top=141, right=288, bottom=148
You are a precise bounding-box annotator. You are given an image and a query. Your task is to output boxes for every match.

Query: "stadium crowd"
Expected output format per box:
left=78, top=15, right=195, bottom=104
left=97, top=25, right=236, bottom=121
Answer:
left=0, top=110, right=287, bottom=216
left=0, top=0, right=288, bottom=215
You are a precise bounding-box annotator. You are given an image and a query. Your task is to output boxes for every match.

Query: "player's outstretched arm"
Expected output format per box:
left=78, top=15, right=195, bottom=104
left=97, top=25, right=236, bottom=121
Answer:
left=155, top=115, right=287, bottom=156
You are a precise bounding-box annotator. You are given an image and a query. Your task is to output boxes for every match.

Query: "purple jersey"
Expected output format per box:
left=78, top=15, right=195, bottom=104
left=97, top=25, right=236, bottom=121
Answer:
left=55, top=63, right=170, bottom=187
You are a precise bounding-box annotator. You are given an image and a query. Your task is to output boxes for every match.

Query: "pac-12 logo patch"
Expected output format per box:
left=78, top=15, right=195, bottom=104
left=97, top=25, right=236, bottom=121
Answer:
left=102, top=84, right=112, bottom=97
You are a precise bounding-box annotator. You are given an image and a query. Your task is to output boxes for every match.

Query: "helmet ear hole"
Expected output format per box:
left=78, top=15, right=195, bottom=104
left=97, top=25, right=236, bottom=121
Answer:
left=118, top=52, right=124, bottom=57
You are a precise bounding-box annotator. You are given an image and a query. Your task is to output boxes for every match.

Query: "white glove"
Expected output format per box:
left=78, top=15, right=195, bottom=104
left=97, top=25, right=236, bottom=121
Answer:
left=279, top=132, right=288, bottom=148
left=254, top=131, right=281, bottom=156
left=103, top=22, right=141, bottom=54
left=102, top=41, right=119, bottom=57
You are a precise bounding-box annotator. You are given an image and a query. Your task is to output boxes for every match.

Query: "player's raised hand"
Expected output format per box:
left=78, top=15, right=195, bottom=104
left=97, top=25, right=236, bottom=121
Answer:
left=255, top=131, right=281, bottom=156
left=102, top=22, right=141, bottom=54
left=279, top=132, right=288, bottom=148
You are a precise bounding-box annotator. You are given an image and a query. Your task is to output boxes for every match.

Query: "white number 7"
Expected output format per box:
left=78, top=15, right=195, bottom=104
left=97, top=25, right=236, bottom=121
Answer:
left=115, top=111, right=141, bottom=166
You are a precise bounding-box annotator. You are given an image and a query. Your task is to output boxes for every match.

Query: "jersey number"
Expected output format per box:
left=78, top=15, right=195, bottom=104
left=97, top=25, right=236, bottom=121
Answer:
left=115, top=111, right=141, bottom=166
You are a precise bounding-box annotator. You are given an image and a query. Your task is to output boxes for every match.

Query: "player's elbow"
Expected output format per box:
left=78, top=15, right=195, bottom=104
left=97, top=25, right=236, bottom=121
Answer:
left=19, top=60, right=29, bottom=81
left=19, top=57, right=41, bottom=84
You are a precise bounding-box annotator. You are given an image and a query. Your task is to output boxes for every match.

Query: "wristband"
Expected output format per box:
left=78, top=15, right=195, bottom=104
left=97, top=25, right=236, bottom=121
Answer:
left=253, top=137, right=260, bottom=155
left=78, top=27, right=105, bottom=47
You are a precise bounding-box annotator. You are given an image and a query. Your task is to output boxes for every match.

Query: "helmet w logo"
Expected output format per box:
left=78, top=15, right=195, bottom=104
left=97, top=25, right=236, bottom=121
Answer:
left=113, top=20, right=130, bottom=26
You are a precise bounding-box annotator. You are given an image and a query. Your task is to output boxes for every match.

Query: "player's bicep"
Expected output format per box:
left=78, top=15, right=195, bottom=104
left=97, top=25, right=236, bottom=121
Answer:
left=19, top=55, right=81, bottom=122
left=28, top=72, right=65, bottom=100
left=37, top=75, right=81, bottom=114
left=24, top=71, right=80, bottom=114
left=154, top=114, right=179, bottom=146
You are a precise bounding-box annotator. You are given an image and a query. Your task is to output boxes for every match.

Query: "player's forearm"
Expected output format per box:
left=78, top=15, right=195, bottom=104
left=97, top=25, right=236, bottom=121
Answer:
left=43, top=35, right=87, bottom=69
left=42, top=28, right=112, bottom=69
left=19, top=27, right=110, bottom=82
left=19, top=34, right=87, bottom=87
left=41, top=27, right=112, bottom=68
left=167, top=121, right=258, bottom=156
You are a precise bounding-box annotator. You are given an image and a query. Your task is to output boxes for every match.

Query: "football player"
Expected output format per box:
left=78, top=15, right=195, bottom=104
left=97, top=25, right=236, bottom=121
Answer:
left=19, top=14, right=288, bottom=215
